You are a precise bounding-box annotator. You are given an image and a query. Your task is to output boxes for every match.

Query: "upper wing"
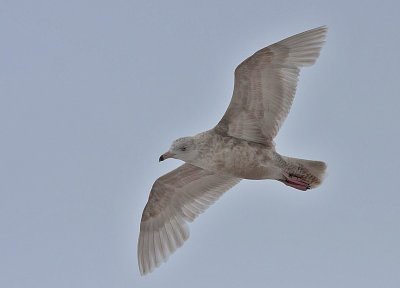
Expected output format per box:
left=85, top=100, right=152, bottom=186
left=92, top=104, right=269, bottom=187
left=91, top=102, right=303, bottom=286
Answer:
left=215, top=26, right=327, bottom=143
left=138, top=164, right=241, bottom=275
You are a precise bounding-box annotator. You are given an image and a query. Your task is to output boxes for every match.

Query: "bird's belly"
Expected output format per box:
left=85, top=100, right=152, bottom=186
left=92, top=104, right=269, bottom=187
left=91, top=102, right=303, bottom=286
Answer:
left=220, top=160, right=279, bottom=180
left=205, top=144, right=281, bottom=180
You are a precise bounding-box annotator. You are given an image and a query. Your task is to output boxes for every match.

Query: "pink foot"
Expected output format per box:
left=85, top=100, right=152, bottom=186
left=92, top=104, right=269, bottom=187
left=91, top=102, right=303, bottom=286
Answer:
left=279, top=172, right=310, bottom=191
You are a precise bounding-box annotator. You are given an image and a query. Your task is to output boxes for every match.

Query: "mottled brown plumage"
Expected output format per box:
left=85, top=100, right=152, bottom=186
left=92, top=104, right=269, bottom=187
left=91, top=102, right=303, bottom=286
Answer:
left=138, top=26, right=328, bottom=275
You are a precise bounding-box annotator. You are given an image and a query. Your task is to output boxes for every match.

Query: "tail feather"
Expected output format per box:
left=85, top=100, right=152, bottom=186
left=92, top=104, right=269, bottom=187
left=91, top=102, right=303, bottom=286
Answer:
left=284, top=157, right=327, bottom=189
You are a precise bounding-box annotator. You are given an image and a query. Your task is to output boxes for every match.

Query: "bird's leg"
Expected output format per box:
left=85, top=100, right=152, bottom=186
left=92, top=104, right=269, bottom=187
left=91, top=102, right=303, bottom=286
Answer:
left=278, top=172, right=310, bottom=191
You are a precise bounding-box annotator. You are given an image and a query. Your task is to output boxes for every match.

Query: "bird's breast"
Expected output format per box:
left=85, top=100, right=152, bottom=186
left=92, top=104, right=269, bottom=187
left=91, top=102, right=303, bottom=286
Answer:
left=195, top=135, right=277, bottom=179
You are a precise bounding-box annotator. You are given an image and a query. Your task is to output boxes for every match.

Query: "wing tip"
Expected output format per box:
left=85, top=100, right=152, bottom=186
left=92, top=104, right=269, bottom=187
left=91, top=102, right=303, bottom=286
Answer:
left=138, top=213, right=190, bottom=276
left=277, top=25, right=328, bottom=67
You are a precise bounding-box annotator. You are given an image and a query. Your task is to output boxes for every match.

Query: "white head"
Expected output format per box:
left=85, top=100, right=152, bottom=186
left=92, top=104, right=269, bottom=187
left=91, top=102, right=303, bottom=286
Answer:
left=159, top=137, right=198, bottom=163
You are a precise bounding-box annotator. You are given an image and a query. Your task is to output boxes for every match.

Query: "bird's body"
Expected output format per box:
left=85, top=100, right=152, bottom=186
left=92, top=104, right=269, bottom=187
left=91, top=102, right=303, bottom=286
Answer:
left=185, top=130, right=277, bottom=180
left=138, top=26, right=328, bottom=275
left=169, top=130, right=326, bottom=186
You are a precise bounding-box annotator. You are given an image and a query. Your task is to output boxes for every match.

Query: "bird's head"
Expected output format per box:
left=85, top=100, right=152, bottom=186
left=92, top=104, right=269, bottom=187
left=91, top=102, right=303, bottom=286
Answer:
left=159, top=137, right=198, bottom=162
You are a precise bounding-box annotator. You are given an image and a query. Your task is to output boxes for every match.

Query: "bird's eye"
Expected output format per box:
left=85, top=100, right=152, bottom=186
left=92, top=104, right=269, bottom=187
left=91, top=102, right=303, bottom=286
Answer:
left=180, top=147, right=186, bottom=151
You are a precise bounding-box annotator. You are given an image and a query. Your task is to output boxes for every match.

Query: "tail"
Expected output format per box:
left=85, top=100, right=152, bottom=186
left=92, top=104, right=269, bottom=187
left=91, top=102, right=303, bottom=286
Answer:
left=283, top=156, right=327, bottom=189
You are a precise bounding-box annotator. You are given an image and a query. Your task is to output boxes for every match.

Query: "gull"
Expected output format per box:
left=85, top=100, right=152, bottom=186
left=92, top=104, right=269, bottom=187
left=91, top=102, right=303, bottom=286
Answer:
left=138, top=26, right=328, bottom=275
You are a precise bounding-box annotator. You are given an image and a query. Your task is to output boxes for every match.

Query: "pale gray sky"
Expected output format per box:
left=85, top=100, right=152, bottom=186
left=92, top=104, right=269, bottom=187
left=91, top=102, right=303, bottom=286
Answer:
left=1, top=0, right=400, bottom=287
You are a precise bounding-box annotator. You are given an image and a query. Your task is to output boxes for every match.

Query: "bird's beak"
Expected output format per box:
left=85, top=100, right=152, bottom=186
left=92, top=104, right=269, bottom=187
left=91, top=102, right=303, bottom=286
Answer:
left=159, top=152, right=174, bottom=162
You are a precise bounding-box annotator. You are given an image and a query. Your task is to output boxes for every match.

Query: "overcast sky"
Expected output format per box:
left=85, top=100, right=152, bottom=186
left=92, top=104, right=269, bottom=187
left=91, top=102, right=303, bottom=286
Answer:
left=1, top=0, right=400, bottom=287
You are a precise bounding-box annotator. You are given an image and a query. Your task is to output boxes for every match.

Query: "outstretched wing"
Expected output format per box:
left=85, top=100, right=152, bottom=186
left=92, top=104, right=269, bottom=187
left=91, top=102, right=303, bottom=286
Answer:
left=215, top=26, right=327, bottom=143
left=138, top=164, right=241, bottom=275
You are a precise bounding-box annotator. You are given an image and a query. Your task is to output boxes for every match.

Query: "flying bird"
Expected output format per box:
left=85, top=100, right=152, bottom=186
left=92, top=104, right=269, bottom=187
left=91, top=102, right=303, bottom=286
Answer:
left=138, top=26, right=328, bottom=275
